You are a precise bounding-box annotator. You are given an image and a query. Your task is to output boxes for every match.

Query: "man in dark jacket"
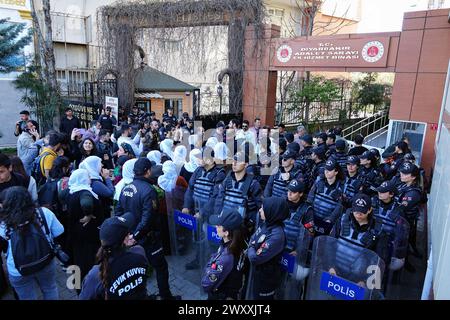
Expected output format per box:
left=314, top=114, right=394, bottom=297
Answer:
left=60, top=107, right=81, bottom=137
left=97, top=107, right=118, bottom=133
left=115, top=158, right=176, bottom=299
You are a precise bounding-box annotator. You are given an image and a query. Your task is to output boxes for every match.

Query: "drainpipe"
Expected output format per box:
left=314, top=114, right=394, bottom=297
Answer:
left=421, top=248, right=433, bottom=300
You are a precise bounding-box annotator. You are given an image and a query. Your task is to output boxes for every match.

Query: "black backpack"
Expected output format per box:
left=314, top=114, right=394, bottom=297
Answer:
left=38, top=179, right=59, bottom=212
left=10, top=208, right=54, bottom=276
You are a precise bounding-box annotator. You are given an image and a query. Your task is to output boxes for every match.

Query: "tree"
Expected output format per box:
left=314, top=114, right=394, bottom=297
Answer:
left=13, top=62, right=59, bottom=132
left=352, top=73, right=391, bottom=114
left=0, top=18, right=32, bottom=73
left=30, top=0, right=61, bottom=130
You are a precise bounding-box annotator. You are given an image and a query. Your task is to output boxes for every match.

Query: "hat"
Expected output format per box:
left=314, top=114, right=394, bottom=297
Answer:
left=352, top=194, right=371, bottom=214
left=100, top=212, right=136, bottom=247
left=399, top=162, right=419, bottom=176
left=287, top=179, right=305, bottom=193
left=370, top=148, right=380, bottom=158
left=336, top=139, right=346, bottom=150
left=133, top=157, right=153, bottom=176
left=216, top=121, right=225, bottom=129
left=360, top=150, right=375, bottom=161
left=325, top=159, right=339, bottom=171
left=282, top=150, right=297, bottom=160
left=347, top=155, right=360, bottom=165
left=300, top=134, right=313, bottom=145
left=376, top=180, right=396, bottom=193
left=209, top=208, right=243, bottom=231
left=404, top=153, right=416, bottom=162
left=287, top=142, right=300, bottom=154
left=316, top=132, right=328, bottom=141
left=312, top=146, right=326, bottom=159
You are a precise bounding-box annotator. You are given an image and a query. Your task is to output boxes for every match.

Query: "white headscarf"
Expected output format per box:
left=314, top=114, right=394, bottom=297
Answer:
left=188, top=134, right=198, bottom=146
left=184, top=149, right=202, bottom=173
left=79, top=156, right=102, bottom=181
left=114, top=159, right=137, bottom=201
left=68, top=169, right=98, bottom=199
left=157, top=160, right=178, bottom=192
left=147, top=150, right=162, bottom=166
left=173, top=145, right=187, bottom=173
left=206, top=137, right=218, bottom=148
left=214, top=142, right=229, bottom=161
left=160, top=139, right=174, bottom=159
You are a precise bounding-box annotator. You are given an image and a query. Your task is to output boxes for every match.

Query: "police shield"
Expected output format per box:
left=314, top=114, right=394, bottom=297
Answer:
left=166, top=186, right=205, bottom=295
left=277, top=225, right=314, bottom=300
left=389, top=216, right=410, bottom=270
left=306, top=236, right=385, bottom=300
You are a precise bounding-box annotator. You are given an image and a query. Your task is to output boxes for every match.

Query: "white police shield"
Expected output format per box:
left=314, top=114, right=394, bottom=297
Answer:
left=306, top=236, right=385, bottom=300
left=277, top=224, right=314, bottom=300
left=166, top=186, right=204, bottom=293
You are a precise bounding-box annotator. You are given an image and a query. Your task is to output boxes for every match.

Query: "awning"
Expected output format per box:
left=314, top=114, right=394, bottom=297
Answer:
left=135, top=92, right=164, bottom=99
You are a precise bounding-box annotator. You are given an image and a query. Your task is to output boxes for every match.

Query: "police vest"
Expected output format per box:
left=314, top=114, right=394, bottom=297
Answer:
left=193, top=167, right=224, bottom=210
left=338, top=213, right=382, bottom=249
left=223, top=173, right=255, bottom=219
left=284, top=203, right=311, bottom=252
left=312, top=179, right=343, bottom=221
left=99, top=115, right=113, bottom=131
left=333, top=152, right=348, bottom=173
left=372, top=199, right=401, bottom=236
left=272, top=166, right=302, bottom=198
left=343, top=174, right=363, bottom=203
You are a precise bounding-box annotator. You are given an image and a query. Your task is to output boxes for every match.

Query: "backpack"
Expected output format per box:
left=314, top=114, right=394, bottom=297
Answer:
left=10, top=208, right=54, bottom=276
left=38, top=179, right=59, bottom=212
left=31, top=151, right=51, bottom=187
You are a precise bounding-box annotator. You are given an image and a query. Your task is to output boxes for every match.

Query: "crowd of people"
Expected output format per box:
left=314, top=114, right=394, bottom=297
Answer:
left=0, top=105, right=427, bottom=300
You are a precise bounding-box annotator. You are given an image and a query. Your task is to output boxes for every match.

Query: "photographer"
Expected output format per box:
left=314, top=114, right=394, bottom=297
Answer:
left=14, top=110, right=31, bottom=137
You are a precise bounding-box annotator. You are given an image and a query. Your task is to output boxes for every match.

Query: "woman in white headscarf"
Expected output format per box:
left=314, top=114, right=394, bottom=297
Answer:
left=157, top=161, right=179, bottom=192
left=79, top=155, right=114, bottom=216
left=206, top=137, right=218, bottom=149
left=113, top=158, right=137, bottom=202
left=173, top=145, right=187, bottom=174
left=147, top=150, right=162, bottom=166
left=147, top=150, right=163, bottom=180
left=160, top=139, right=174, bottom=160
left=66, top=168, right=100, bottom=281
left=180, top=148, right=202, bottom=183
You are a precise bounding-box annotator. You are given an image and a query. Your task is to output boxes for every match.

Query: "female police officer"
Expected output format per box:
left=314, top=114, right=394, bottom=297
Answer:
left=79, top=212, right=149, bottom=300
left=247, top=197, right=290, bottom=300
left=201, top=209, right=247, bottom=300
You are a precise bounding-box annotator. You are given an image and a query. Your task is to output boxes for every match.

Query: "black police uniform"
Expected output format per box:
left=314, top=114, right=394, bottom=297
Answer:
left=115, top=176, right=174, bottom=299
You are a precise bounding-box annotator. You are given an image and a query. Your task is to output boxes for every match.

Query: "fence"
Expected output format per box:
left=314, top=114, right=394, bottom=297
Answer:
left=275, top=100, right=378, bottom=126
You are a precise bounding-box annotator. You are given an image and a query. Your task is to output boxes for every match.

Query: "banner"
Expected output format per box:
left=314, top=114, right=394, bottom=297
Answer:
left=63, top=100, right=102, bottom=129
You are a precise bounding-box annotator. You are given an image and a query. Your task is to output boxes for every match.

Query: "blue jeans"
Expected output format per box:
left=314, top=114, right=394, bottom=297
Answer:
left=8, top=260, right=59, bottom=300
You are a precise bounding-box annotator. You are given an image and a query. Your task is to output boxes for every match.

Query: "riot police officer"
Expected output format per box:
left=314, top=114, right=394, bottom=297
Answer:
left=201, top=209, right=247, bottom=300
left=183, top=147, right=226, bottom=270
left=264, top=150, right=304, bottom=199
left=296, top=134, right=314, bottom=190
left=373, top=181, right=409, bottom=271
left=342, top=155, right=364, bottom=208
left=359, top=151, right=383, bottom=196
left=115, top=158, right=176, bottom=299
left=331, top=193, right=389, bottom=279
left=397, top=162, right=423, bottom=272
left=128, top=105, right=141, bottom=135
left=309, top=146, right=327, bottom=188
left=307, top=159, right=345, bottom=236
left=98, top=107, right=118, bottom=133
left=214, top=151, right=262, bottom=230
left=247, top=197, right=290, bottom=300
left=162, top=107, right=177, bottom=126
left=285, top=179, right=314, bottom=250
left=330, top=139, right=348, bottom=173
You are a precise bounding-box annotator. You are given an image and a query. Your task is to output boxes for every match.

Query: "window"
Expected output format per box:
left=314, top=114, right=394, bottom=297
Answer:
left=164, top=98, right=183, bottom=116
left=387, top=120, right=426, bottom=165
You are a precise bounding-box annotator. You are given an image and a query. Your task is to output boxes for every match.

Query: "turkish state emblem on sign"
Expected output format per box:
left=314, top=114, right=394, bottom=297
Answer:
left=362, top=41, right=385, bottom=63
left=276, top=44, right=293, bottom=63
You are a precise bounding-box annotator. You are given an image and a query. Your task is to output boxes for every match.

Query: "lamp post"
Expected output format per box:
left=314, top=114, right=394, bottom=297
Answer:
left=217, top=84, right=223, bottom=115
